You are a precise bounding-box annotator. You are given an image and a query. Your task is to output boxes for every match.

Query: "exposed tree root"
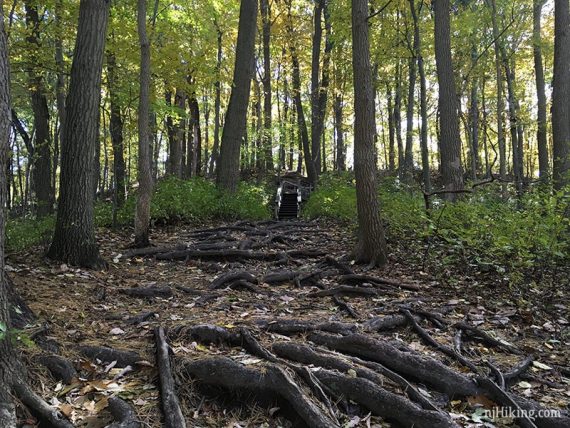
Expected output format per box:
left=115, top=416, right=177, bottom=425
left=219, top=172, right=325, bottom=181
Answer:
left=210, top=271, right=258, bottom=290
left=308, top=286, right=379, bottom=298
left=36, top=355, right=77, bottom=384
left=362, top=314, right=409, bottom=331
left=105, top=397, right=141, bottom=428
left=401, top=308, right=481, bottom=373
left=12, top=379, right=74, bottom=428
left=154, top=327, right=186, bottom=428
left=339, top=274, right=422, bottom=291
left=454, top=321, right=522, bottom=354
left=314, top=369, right=459, bottom=428
left=181, top=357, right=339, bottom=428
left=120, top=286, right=173, bottom=299
left=79, top=346, right=141, bottom=368
left=272, top=341, right=441, bottom=412
left=332, top=296, right=359, bottom=318
left=256, top=319, right=357, bottom=335
left=308, top=332, right=480, bottom=397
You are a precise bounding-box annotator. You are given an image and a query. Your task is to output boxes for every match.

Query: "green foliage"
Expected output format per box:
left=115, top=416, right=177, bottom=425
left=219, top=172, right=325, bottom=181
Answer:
left=6, top=215, right=55, bottom=252
left=304, top=173, right=570, bottom=281
left=8, top=178, right=271, bottom=252
left=96, top=177, right=271, bottom=226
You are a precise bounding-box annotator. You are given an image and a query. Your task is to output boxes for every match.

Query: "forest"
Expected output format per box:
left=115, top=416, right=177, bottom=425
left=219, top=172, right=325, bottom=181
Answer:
left=0, top=0, right=569, bottom=427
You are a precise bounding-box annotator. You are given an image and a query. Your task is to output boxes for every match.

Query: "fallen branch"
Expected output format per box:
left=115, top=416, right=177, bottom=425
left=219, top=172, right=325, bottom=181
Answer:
left=154, top=327, right=186, bottom=428
left=454, top=321, right=521, bottom=354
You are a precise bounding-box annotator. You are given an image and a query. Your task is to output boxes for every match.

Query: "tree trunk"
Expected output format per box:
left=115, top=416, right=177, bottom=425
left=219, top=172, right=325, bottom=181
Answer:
left=488, top=0, right=507, bottom=192
left=216, top=0, right=258, bottom=192
left=0, top=3, right=18, bottom=422
left=107, top=52, right=126, bottom=206
left=404, top=6, right=418, bottom=183
left=134, top=0, right=153, bottom=248
left=352, top=0, right=387, bottom=267
left=433, top=0, right=464, bottom=198
left=410, top=0, right=431, bottom=193
left=48, top=0, right=110, bottom=269
left=533, top=0, right=549, bottom=181
left=286, top=0, right=317, bottom=185
left=188, top=95, right=202, bottom=177
left=552, top=0, right=570, bottom=190
left=24, top=2, right=53, bottom=216
left=208, top=26, right=222, bottom=176
left=394, top=62, right=404, bottom=174
left=260, top=0, right=273, bottom=172
left=334, top=94, right=345, bottom=172
left=387, top=85, right=396, bottom=172
left=469, top=44, right=480, bottom=180
left=310, top=0, right=324, bottom=176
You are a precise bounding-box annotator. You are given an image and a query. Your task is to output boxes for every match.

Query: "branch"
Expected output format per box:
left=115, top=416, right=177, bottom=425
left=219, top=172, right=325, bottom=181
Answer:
left=367, top=0, right=393, bottom=21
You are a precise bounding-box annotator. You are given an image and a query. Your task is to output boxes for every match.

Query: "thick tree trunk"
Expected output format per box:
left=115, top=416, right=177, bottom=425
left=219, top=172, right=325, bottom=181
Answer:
left=47, top=0, right=110, bottom=269
left=134, top=0, right=153, bottom=247
left=107, top=52, right=126, bottom=206
left=24, top=2, right=53, bottom=216
left=310, top=0, right=324, bottom=176
left=533, top=0, right=549, bottom=181
left=352, top=0, right=388, bottom=267
left=0, top=4, right=17, bottom=423
left=552, top=0, right=570, bottom=190
left=433, top=0, right=464, bottom=198
left=54, top=0, right=65, bottom=200
left=217, top=0, right=258, bottom=192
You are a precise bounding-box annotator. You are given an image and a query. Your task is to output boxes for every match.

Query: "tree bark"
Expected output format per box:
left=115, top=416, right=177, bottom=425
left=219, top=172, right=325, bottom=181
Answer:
left=54, top=0, right=65, bottom=200
left=411, top=0, right=431, bottom=193
left=188, top=95, right=201, bottom=177
left=387, top=85, right=396, bottom=172
left=286, top=0, right=317, bottom=185
left=107, top=52, right=126, bottom=206
left=208, top=26, right=222, bottom=176
left=404, top=9, right=418, bottom=183
left=134, top=0, right=153, bottom=247
left=0, top=3, right=17, bottom=423
left=48, top=0, right=110, bottom=269
left=216, top=0, right=258, bottom=192
left=260, top=0, right=273, bottom=172
left=488, top=0, right=507, bottom=192
left=24, top=2, right=53, bottom=216
left=433, top=0, right=464, bottom=198
left=533, top=0, right=549, bottom=182
left=394, top=61, right=404, bottom=174
left=552, top=0, right=570, bottom=190
left=334, top=94, right=345, bottom=171
left=351, top=0, right=388, bottom=267
left=310, top=0, right=324, bottom=176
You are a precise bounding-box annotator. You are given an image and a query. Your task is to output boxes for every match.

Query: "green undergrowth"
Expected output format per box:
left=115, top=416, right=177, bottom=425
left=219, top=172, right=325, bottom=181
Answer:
left=304, top=173, right=570, bottom=281
left=6, top=177, right=271, bottom=252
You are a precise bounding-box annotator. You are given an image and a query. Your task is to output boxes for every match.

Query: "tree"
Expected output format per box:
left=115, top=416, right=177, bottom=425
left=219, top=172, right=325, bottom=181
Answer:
left=217, top=0, right=258, bottom=193
left=552, top=0, right=570, bottom=190
left=24, top=2, right=53, bottom=216
left=47, top=0, right=111, bottom=268
left=107, top=51, right=126, bottom=207
left=260, top=0, right=273, bottom=172
left=134, top=0, right=153, bottom=247
left=433, top=0, right=463, bottom=198
left=351, top=0, right=388, bottom=267
left=534, top=0, right=549, bottom=181
left=0, top=3, right=16, bottom=422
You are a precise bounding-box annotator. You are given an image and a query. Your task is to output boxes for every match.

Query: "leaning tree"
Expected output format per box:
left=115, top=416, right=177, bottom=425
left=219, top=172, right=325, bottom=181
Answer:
left=351, top=0, right=388, bottom=267
left=47, top=0, right=111, bottom=268
left=216, top=0, right=258, bottom=193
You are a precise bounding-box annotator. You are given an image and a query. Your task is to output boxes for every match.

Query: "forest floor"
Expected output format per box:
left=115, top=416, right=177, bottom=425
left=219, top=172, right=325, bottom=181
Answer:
left=6, top=219, right=570, bottom=428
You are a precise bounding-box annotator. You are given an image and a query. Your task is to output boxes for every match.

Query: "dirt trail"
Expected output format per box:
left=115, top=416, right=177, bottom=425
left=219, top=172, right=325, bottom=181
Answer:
left=8, top=220, right=569, bottom=427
